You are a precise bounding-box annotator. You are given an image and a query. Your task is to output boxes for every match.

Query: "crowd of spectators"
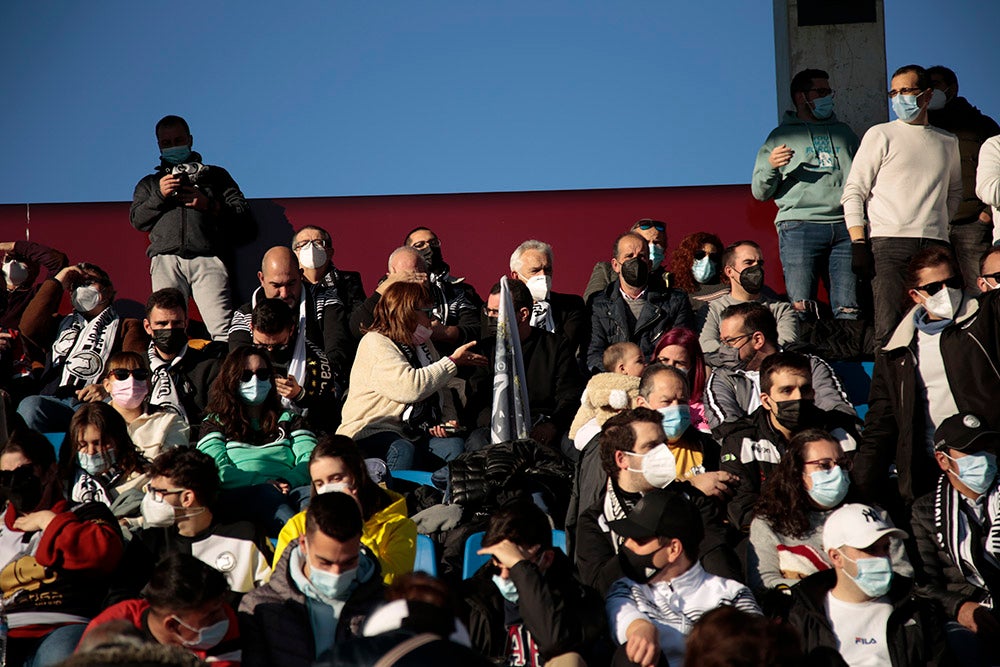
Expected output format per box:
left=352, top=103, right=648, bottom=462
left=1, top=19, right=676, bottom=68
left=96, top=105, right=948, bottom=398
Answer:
left=0, top=62, right=999, bottom=666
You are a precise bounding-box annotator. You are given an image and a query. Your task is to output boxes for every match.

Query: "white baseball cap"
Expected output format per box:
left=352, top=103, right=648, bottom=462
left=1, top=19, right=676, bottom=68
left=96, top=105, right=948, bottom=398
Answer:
left=822, top=503, right=907, bottom=552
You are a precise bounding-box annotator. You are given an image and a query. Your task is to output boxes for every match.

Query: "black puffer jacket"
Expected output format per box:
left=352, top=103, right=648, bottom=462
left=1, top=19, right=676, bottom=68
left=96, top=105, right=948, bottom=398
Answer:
left=131, top=152, right=254, bottom=258
left=448, top=439, right=574, bottom=520
left=788, top=570, right=954, bottom=667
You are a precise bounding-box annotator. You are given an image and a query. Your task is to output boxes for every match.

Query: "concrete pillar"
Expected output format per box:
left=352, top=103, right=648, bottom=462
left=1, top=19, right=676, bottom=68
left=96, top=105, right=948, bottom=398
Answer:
left=773, top=0, right=887, bottom=137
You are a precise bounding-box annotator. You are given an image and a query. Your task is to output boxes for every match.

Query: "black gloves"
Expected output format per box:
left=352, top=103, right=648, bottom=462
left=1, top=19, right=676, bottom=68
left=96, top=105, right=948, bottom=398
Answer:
left=851, top=241, right=875, bottom=280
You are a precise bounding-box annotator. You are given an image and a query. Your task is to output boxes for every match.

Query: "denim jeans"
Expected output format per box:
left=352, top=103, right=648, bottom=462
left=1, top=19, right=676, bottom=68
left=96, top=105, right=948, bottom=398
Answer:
left=870, top=237, right=951, bottom=345
left=16, top=395, right=80, bottom=433
left=216, top=483, right=307, bottom=537
left=7, top=623, right=87, bottom=667
left=949, top=219, right=993, bottom=291
left=776, top=220, right=858, bottom=319
left=356, top=432, right=464, bottom=471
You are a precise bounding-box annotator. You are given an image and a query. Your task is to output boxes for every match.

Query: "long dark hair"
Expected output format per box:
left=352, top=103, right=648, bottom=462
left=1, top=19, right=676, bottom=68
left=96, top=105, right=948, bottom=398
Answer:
left=308, top=435, right=390, bottom=521
left=753, top=429, right=843, bottom=539
left=61, top=402, right=148, bottom=485
left=205, top=347, right=281, bottom=442
left=670, top=232, right=724, bottom=293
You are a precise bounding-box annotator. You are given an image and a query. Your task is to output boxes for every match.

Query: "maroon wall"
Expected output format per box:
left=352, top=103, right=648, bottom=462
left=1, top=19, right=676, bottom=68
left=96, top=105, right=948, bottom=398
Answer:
left=0, top=185, right=780, bottom=319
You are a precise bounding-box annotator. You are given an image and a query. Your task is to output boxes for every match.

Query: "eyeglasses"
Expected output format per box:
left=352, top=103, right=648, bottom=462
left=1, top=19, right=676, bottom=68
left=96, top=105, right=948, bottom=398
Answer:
left=887, top=87, right=924, bottom=98
left=409, top=239, right=440, bottom=250
left=981, top=271, right=1000, bottom=283
left=720, top=333, right=751, bottom=348
left=293, top=239, right=329, bottom=251
left=416, top=306, right=437, bottom=315
left=240, top=368, right=272, bottom=383
left=915, top=275, right=962, bottom=295
left=803, top=456, right=853, bottom=472
left=142, top=483, right=185, bottom=503
left=693, top=250, right=719, bottom=261
left=109, top=368, right=150, bottom=381
left=635, top=221, right=665, bottom=232
left=808, top=88, right=835, bottom=97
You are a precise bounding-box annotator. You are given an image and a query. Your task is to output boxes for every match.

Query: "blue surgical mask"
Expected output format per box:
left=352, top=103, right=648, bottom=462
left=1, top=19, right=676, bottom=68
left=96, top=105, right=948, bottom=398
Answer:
left=648, top=243, right=665, bottom=268
left=309, top=564, right=358, bottom=600
left=161, top=145, right=192, bottom=165
left=238, top=378, right=271, bottom=406
left=807, top=466, right=849, bottom=508
left=171, top=615, right=230, bottom=650
left=692, top=256, right=717, bottom=284
left=946, top=451, right=998, bottom=496
left=492, top=574, right=519, bottom=604
left=811, top=95, right=835, bottom=120
left=839, top=552, right=893, bottom=598
left=891, top=93, right=923, bottom=123
left=658, top=405, right=690, bottom=441
left=78, top=449, right=116, bottom=476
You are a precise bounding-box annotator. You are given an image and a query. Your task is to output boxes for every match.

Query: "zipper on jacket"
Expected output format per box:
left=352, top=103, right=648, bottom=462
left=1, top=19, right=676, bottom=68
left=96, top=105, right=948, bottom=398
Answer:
left=967, top=332, right=1000, bottom=381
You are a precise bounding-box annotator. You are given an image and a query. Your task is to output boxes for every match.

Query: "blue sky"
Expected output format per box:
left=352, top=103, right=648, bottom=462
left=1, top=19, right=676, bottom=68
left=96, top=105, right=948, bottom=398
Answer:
left=0, top=1, right=996, bottom=204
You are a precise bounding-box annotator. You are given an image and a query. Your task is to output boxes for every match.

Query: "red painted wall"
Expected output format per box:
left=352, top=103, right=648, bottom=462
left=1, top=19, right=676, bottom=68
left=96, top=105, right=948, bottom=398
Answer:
left=0, top=185, right=780, bottom=318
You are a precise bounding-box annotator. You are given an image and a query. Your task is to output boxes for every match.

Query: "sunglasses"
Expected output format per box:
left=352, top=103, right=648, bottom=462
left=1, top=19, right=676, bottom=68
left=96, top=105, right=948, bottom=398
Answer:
left=635, top=221, right=665, bottom=232
left=981, top=271, right=1000, bottom=283
left=693, top=250, right=719, bottom=261
left=109, top=368, right=149, bottom=381
left=915, top=275, right=962, bottom=295
left=240, top=369, right=273, bottom=383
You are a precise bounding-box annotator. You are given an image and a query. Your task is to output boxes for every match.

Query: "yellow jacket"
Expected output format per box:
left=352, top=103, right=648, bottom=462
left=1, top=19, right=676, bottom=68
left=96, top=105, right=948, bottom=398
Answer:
left=272, top=489, right=417, bottom=584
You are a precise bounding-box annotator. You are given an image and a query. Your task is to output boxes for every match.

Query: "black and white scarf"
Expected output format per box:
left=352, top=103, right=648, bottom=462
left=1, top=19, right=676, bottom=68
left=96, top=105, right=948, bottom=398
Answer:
left=251, top=289, right=308, bottom=411
left=932, top=475, right=1000, bottom=606
left=148, top=342, right=187, bottom=420
left=52, top=307, right=120, bottom=388
left=530, top=300, right=555, bottom=333
left=601, top=478, right=639, bottom=554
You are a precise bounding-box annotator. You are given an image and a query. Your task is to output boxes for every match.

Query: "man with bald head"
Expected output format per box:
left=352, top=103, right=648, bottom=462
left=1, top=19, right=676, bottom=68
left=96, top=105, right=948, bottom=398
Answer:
left=349, top=244, right=481, bottom=354
left=587, top=232, right=695, bottom=373
left=229, top=246, right=351, bottom=376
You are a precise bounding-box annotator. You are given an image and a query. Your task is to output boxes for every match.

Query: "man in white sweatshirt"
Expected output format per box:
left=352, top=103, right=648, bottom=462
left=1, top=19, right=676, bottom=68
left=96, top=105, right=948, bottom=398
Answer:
left=841, top=64, right=962, bottom=345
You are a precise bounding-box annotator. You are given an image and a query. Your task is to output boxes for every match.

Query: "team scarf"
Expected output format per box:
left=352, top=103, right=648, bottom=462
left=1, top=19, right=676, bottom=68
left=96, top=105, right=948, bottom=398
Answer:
left=52, top=307, right=120, bottom=389
left=932, top=474, right=1000, bottom=606
left=530, top=300, right=555, bottom=333
left=601, top=478, right=637, bottom=554
left=147, top=342, right=188, bottom=420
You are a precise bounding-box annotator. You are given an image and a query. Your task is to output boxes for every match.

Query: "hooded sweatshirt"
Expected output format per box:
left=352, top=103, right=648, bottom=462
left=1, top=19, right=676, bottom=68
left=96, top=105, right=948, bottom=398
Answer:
left=751, top=110, right=860, bottom=224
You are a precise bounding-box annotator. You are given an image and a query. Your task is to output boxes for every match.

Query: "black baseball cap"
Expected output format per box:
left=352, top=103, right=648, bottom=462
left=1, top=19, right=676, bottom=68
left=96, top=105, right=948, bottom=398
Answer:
left=607, top=488, right=704, bottom=544
left=934, top=412, right=1000, bottom=453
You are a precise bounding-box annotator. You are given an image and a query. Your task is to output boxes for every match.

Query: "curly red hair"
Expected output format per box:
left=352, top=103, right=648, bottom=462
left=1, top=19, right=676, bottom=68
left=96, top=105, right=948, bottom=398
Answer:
left=670, top=232, right=724, bottom=294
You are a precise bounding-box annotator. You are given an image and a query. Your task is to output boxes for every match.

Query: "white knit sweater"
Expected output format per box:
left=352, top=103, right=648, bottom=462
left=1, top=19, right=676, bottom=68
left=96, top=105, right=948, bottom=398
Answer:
left=841, top=119, right=961, bottom=240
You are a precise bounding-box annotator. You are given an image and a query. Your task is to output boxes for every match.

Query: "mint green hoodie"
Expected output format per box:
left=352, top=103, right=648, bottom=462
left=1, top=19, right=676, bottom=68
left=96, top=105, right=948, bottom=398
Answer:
left=751, top=111, right=860, bottom=224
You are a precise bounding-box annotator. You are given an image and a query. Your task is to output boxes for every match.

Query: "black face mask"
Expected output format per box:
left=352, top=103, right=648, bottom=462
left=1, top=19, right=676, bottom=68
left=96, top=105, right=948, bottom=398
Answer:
left=738, top=264, right=765, bottom=294
left=620, top=257, right=650, bottom=288
left=152, top=328, right=188, bottom=356
left=771, top=398, right=816, bottom=431
left=618, top=543, right=661, bottom=584
left=0, top=465, right=42, bottom=514
left=486, top=318, right=498, bottom=338
left=417, top=245, right=445, bottom=274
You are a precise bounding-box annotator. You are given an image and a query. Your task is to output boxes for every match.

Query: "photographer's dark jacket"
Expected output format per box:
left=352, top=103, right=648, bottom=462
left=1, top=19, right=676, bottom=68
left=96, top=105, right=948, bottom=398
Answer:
left=130, top=152, right=252, bottom=259
left=854, top=291, right=1000, bottom=506
left=586, top=280, right=696, bottom=373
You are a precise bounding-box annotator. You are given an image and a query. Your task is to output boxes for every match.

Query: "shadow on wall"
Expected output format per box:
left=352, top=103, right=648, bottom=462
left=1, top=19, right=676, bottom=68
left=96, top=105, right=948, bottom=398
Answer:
left=228, top=200, right=293, bottom=305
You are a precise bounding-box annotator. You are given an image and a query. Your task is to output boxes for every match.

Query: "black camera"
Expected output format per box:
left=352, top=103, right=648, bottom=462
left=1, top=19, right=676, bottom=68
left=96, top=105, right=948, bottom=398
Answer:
left=170, top=162, right=208, bottom=187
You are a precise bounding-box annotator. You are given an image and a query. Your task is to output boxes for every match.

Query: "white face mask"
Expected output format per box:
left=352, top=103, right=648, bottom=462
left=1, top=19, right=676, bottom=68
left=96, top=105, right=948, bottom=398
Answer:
left=297, top=243, right=328, bottom=270
left=316, top=481, right=352, bottom=496
left=923, top=286, right=963, bottom=320
left=927, top=88, right=947, bottom=111
left=71, top=284, right=103, bottom=313
left=525, top=274, right=552, bottom=302
left=3, top=260, right=29, bottom=287
left=625, top=443, right=677, bottom=489
left=140, top=492, right=177, bottom=528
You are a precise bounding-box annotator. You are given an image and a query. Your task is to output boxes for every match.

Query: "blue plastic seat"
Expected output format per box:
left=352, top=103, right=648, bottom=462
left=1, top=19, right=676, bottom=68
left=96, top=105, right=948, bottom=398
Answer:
left=392, top=469, right=433, bottom=487
left=414, top=534, right=437, bottom=576
left=43, top=432, right=64, bottom=457
left=462, top=529, right=568, bottom=579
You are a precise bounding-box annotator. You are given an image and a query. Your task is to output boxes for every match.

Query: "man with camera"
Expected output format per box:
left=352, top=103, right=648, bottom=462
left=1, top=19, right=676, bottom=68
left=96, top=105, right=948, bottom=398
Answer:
left=131, top=115, right=253, bottom=342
